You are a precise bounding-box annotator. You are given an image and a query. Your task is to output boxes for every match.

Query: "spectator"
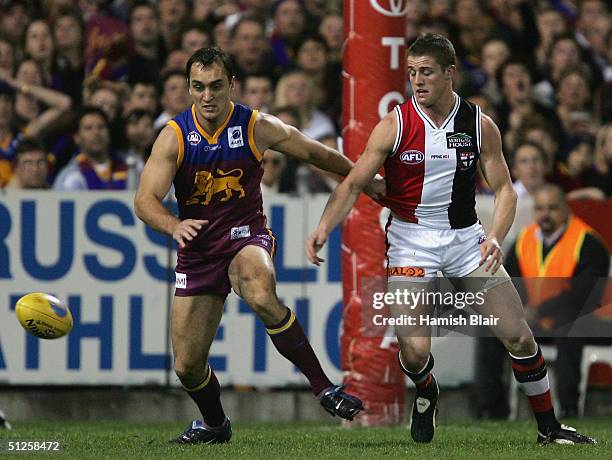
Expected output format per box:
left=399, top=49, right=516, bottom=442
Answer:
left=496, top=58, right=562, bottom=150
left=84, top=79, right=129, bottom=149
left=511, top=142, right=548, bottom=198
left=53, top=107, right=127, bottom=191
left=295, top=33, right=341, bottom=120
left=180, top=23, right=212, bottom=56
left=534, top=8, right=567, bottom=75
left=533, top=33, right=592, bottom=108
left=261, top=148, right=287, bottom=194
left=476, top=185, right=610, bottom=418
left=0, top=61, right=71, bottom=142
left=158, top=0, right=189, bottom=52
left=153, top=70, right=190, bottom=131
left=0, top=0, right=31, bottom=51
left=517, top=117, right=560, bottom=173
left=242, top=74, right=273, bottom=111
left=229, top=16, right=277, bottom=81
left=270, top=0, right=308, bottom=69
left=125, top=78, right=158, bottom=116
left=0, top=36, right=16, bottom=77
left=479, top=38, right=510, bottom=105
left=273, top=104, right=302, bottom=193
left=274, top=69, right=336, bottom=144
left=6, top=139, right=49, bottom=189
left=212, top=19, right=232, bottom=52
left=23, top=19, right=55, bottom=87
left=162, top=48, right=191, bottom=74
left=53, top=8, right=85, bottom=107
left=586, top=123, right=612, bottom=197
left=128, top=1, right=164, bottom=80
left=555, top=68, right=594, bottom=136
left=119, top=109, right=155, bottom=190
left=318, top=13, right=342, bottom=64
left=555, top=134, right=606, bottom=200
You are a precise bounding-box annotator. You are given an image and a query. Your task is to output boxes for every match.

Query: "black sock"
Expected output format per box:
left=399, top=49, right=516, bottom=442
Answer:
left=267, top=307, right=333, bottom=396
left=184, top=365, right=226, bottom=428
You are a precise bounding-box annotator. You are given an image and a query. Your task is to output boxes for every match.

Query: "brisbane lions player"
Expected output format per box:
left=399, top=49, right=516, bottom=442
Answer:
left=307, top=33, right=595, bottom=446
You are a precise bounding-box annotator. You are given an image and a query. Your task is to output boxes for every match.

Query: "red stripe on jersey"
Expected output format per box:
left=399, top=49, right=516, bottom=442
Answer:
left=384, top=102, right=425, bottom=223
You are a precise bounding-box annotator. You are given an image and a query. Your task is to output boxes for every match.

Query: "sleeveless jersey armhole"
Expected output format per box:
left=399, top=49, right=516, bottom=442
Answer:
left=475, top=105, right=482, bottom=153
left=248, top=110, right=264, bottom=162
left=167, top=120, right=185, bottom=168
left=391, top=105, right=403, bottom=156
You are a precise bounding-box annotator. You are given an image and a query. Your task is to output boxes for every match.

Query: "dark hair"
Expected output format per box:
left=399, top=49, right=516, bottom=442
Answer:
left=125, top=108, right=153, bottom=124
left=408, top=33, right=456, bottom=69
left=15, top=138, right=46, bottom=158
left=511, top=141, right=547, bottom=167
left=298, top=32, right=330, bottom=53
left=129, top=0, right=157, bottom=22
left=495, top=57, right=533, bottom=90
left=76, top=106, right=110, bottom=131
left=272, top=105, right=302, bottom=129
left=230, top=15, right=265, bottom=39
left=185, top=46, right=234, bottom=82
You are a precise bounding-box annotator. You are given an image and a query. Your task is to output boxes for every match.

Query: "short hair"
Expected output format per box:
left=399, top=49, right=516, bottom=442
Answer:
left=230, top=15, right=265, bottom=39
left=408, top=33, right=456, bottom=69
left=129, top=0, right=157, bottom=22
left=76, top=106, right=110, bottom=131
left=185, top=46, right=234, bottom=82
left=511, top=141, right=547, bottom=168
left=125, top=108, right=153, bottom=124
left=272, top=105, right=302, bottom=129
left=495, top=57, right=533, bottom=90
left=15, top=138, right=46, bottom=159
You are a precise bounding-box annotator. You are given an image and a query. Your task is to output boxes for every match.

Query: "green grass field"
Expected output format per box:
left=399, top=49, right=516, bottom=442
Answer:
left=1, top=418, right=610, bottom=459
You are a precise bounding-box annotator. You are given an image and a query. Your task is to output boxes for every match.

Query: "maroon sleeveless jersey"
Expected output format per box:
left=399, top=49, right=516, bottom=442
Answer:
left=168, top=102, right=269, bottom=256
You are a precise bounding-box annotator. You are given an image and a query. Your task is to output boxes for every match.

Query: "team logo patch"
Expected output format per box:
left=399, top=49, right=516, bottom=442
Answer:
left=387, top=266, right=425, bottom=277
left=458, top=151, right=476, bottom=170
left=186, top=168, right=246, bottom=205
left=175, top=272, right=187, bottom=289
left=230, top=225, right=251, bottom=240
left=228, top=126, right=244, bottom=148
left=446, top=132, right=472, bottom=149
left=399, top=150, right=424, bottom=165
left=187, top=130, right=201, bottom=146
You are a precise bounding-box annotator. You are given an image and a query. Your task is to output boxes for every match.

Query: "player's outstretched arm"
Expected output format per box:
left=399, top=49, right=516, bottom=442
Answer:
left=306, top=112, right=396, bottom=265
left=134, top=125, right=207, bottom=248
left=479, top=114, right=518, bottom=273
left=254, top=112, right=353, bottom=175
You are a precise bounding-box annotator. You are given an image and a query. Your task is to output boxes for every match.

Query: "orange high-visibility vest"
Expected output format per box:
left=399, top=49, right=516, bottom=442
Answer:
left=515, top=215, right=611, bottom=318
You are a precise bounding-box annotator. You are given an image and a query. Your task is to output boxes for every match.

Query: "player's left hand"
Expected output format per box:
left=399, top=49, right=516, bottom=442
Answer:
left=363, top=174, right=386, bottom=201
left=306, top=227, right=328, bottom=266
left=479, top=237, right=503, bottom=274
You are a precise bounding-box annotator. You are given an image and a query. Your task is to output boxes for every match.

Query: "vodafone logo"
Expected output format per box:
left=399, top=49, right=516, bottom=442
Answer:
left=369, top=0, right=408, bottom=17
left=400, top=150, right=424, bottom=165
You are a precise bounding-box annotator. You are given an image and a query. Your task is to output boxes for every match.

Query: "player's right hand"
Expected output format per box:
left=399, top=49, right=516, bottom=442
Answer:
left=172, top=219, right=208, bottom=248
left=306, top=228, right=328, bottom=265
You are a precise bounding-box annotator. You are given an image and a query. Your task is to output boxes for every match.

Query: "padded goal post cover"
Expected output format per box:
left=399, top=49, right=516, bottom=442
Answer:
left=341, top=0, right=408, bottom=425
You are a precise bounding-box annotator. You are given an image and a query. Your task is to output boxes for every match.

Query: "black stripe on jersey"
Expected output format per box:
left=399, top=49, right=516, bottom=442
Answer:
left=448, top=99, right=479, bottom=229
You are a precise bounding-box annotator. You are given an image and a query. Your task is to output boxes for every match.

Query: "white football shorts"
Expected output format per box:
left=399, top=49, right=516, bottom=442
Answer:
left=385, top=216, right=508, bottom=283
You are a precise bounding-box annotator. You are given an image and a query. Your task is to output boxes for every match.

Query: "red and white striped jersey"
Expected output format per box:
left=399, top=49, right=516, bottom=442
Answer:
left=384, top=93, right=482, bottom=229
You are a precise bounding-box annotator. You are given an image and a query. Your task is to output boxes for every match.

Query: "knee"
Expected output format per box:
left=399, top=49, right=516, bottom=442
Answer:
left=399, top=341, right=430, bottom=372
left=505, top=335, right=536, bottom=356
left=174, top=356, right=207, bottom=385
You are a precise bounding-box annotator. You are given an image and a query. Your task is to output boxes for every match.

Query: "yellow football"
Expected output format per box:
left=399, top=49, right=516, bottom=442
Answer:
left=15, top=293, right=73, bottom=339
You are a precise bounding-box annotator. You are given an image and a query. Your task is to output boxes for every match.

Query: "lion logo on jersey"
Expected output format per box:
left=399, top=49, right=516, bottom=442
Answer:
left=186, top=168, right=246, bottom=205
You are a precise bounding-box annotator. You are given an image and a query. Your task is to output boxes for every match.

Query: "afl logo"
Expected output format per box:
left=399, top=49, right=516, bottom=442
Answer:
left=400, top=150, right=424, bottom=165
left=187, top=130, right=201, bottom=146
left=369, top=0, right=408, bottom=17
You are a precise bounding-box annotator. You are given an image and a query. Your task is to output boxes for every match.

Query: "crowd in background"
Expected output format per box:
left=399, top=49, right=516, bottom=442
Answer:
left=0, top=0, right=610, bottom=198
